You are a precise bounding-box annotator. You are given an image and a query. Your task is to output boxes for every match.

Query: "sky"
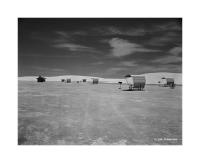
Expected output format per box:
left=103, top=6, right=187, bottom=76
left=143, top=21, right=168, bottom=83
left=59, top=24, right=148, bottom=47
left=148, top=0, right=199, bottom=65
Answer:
left=18, top=18, right=182, bottom=78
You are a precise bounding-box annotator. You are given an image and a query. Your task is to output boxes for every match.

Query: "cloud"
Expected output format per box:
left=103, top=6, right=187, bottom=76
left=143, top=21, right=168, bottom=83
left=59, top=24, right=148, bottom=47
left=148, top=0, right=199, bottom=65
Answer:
left=56, top=30, right=88, bottom=37
left=108, top=38, right=159, bottom=57
left=55, top=31, right=69, bottom=38
left=90, top=61, right=104, bottom=65
left=93, top=21, right=181, bottom=37
left=169, top=46, right=182, bottom=56
left=152, top=46, right=182, bottom=64
left=93, top=26, right=147, bottom=37
left=155, top=22, right=182, bottom=32
left=52, top=31, right=101, bottom=54
left=53, top=43, right=93, bottom=52
left=107, top=27, right=146, bottom=36
left=145, top=21, right=182, bottom=46
left=148, top=36, right=173, bottom=46
left=119, top=61, right=138, bottom=67
left=153, top=55, right=182, bottom=64
left=148, top=32, right=181, bottom=46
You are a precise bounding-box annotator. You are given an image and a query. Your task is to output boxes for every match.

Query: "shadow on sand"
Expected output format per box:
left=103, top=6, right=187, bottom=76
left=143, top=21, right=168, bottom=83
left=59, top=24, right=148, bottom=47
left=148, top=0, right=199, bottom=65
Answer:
left=122, top=89, right=145, bottom=91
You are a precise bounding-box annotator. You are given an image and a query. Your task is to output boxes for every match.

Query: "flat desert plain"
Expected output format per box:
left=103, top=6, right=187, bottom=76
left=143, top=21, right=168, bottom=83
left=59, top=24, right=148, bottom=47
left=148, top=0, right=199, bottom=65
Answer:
left=18, top=81, right=182, bottom=145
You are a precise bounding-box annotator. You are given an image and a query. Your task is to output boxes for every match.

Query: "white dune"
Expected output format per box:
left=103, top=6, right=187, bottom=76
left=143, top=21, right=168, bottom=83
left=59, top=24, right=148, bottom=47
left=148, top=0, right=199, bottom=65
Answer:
left=141, top=72, right=182, bottom=85
left=18, top=72, right=182, bottom=85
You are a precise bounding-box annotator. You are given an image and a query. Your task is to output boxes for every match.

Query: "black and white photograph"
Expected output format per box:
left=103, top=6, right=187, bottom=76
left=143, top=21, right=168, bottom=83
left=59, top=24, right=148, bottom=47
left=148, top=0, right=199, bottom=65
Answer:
left=18, top=18, right=182, bottom=145
left=2, top=0, right=200, bottom=162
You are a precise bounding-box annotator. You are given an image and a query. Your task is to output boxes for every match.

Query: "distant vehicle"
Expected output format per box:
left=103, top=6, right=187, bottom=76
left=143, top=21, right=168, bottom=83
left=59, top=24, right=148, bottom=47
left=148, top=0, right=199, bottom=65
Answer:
left=166, top=78, right=175, bottom=89
left=66, top=78, right=71, bottom=83
left=118, top=82, right=122, bottom=89
left=61, top=79, right=65, bottom=82
left=92, top=78, right=99, bottom=84
left=82, top=79, right=87, bottom=82
left=160, top=77, right=175, bottom=88
left=124, top=74, right=146, bottom=91
left=36, top=75, right=46, bottom=82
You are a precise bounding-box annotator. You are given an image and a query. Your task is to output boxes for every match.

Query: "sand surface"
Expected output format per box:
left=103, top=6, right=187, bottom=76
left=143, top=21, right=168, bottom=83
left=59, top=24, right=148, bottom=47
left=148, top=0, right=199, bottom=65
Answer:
left=18, top=81, right=182, bottom=145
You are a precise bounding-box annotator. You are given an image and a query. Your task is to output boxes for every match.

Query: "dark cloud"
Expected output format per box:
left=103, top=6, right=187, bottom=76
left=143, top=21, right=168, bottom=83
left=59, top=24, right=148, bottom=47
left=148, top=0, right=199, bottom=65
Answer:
left=18, top=18, right=182, bottom=78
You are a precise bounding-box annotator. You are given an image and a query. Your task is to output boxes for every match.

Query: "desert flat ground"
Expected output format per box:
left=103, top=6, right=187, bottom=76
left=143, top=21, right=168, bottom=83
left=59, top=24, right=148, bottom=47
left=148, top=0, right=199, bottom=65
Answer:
left=18, top=81, right=182, bottom=145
